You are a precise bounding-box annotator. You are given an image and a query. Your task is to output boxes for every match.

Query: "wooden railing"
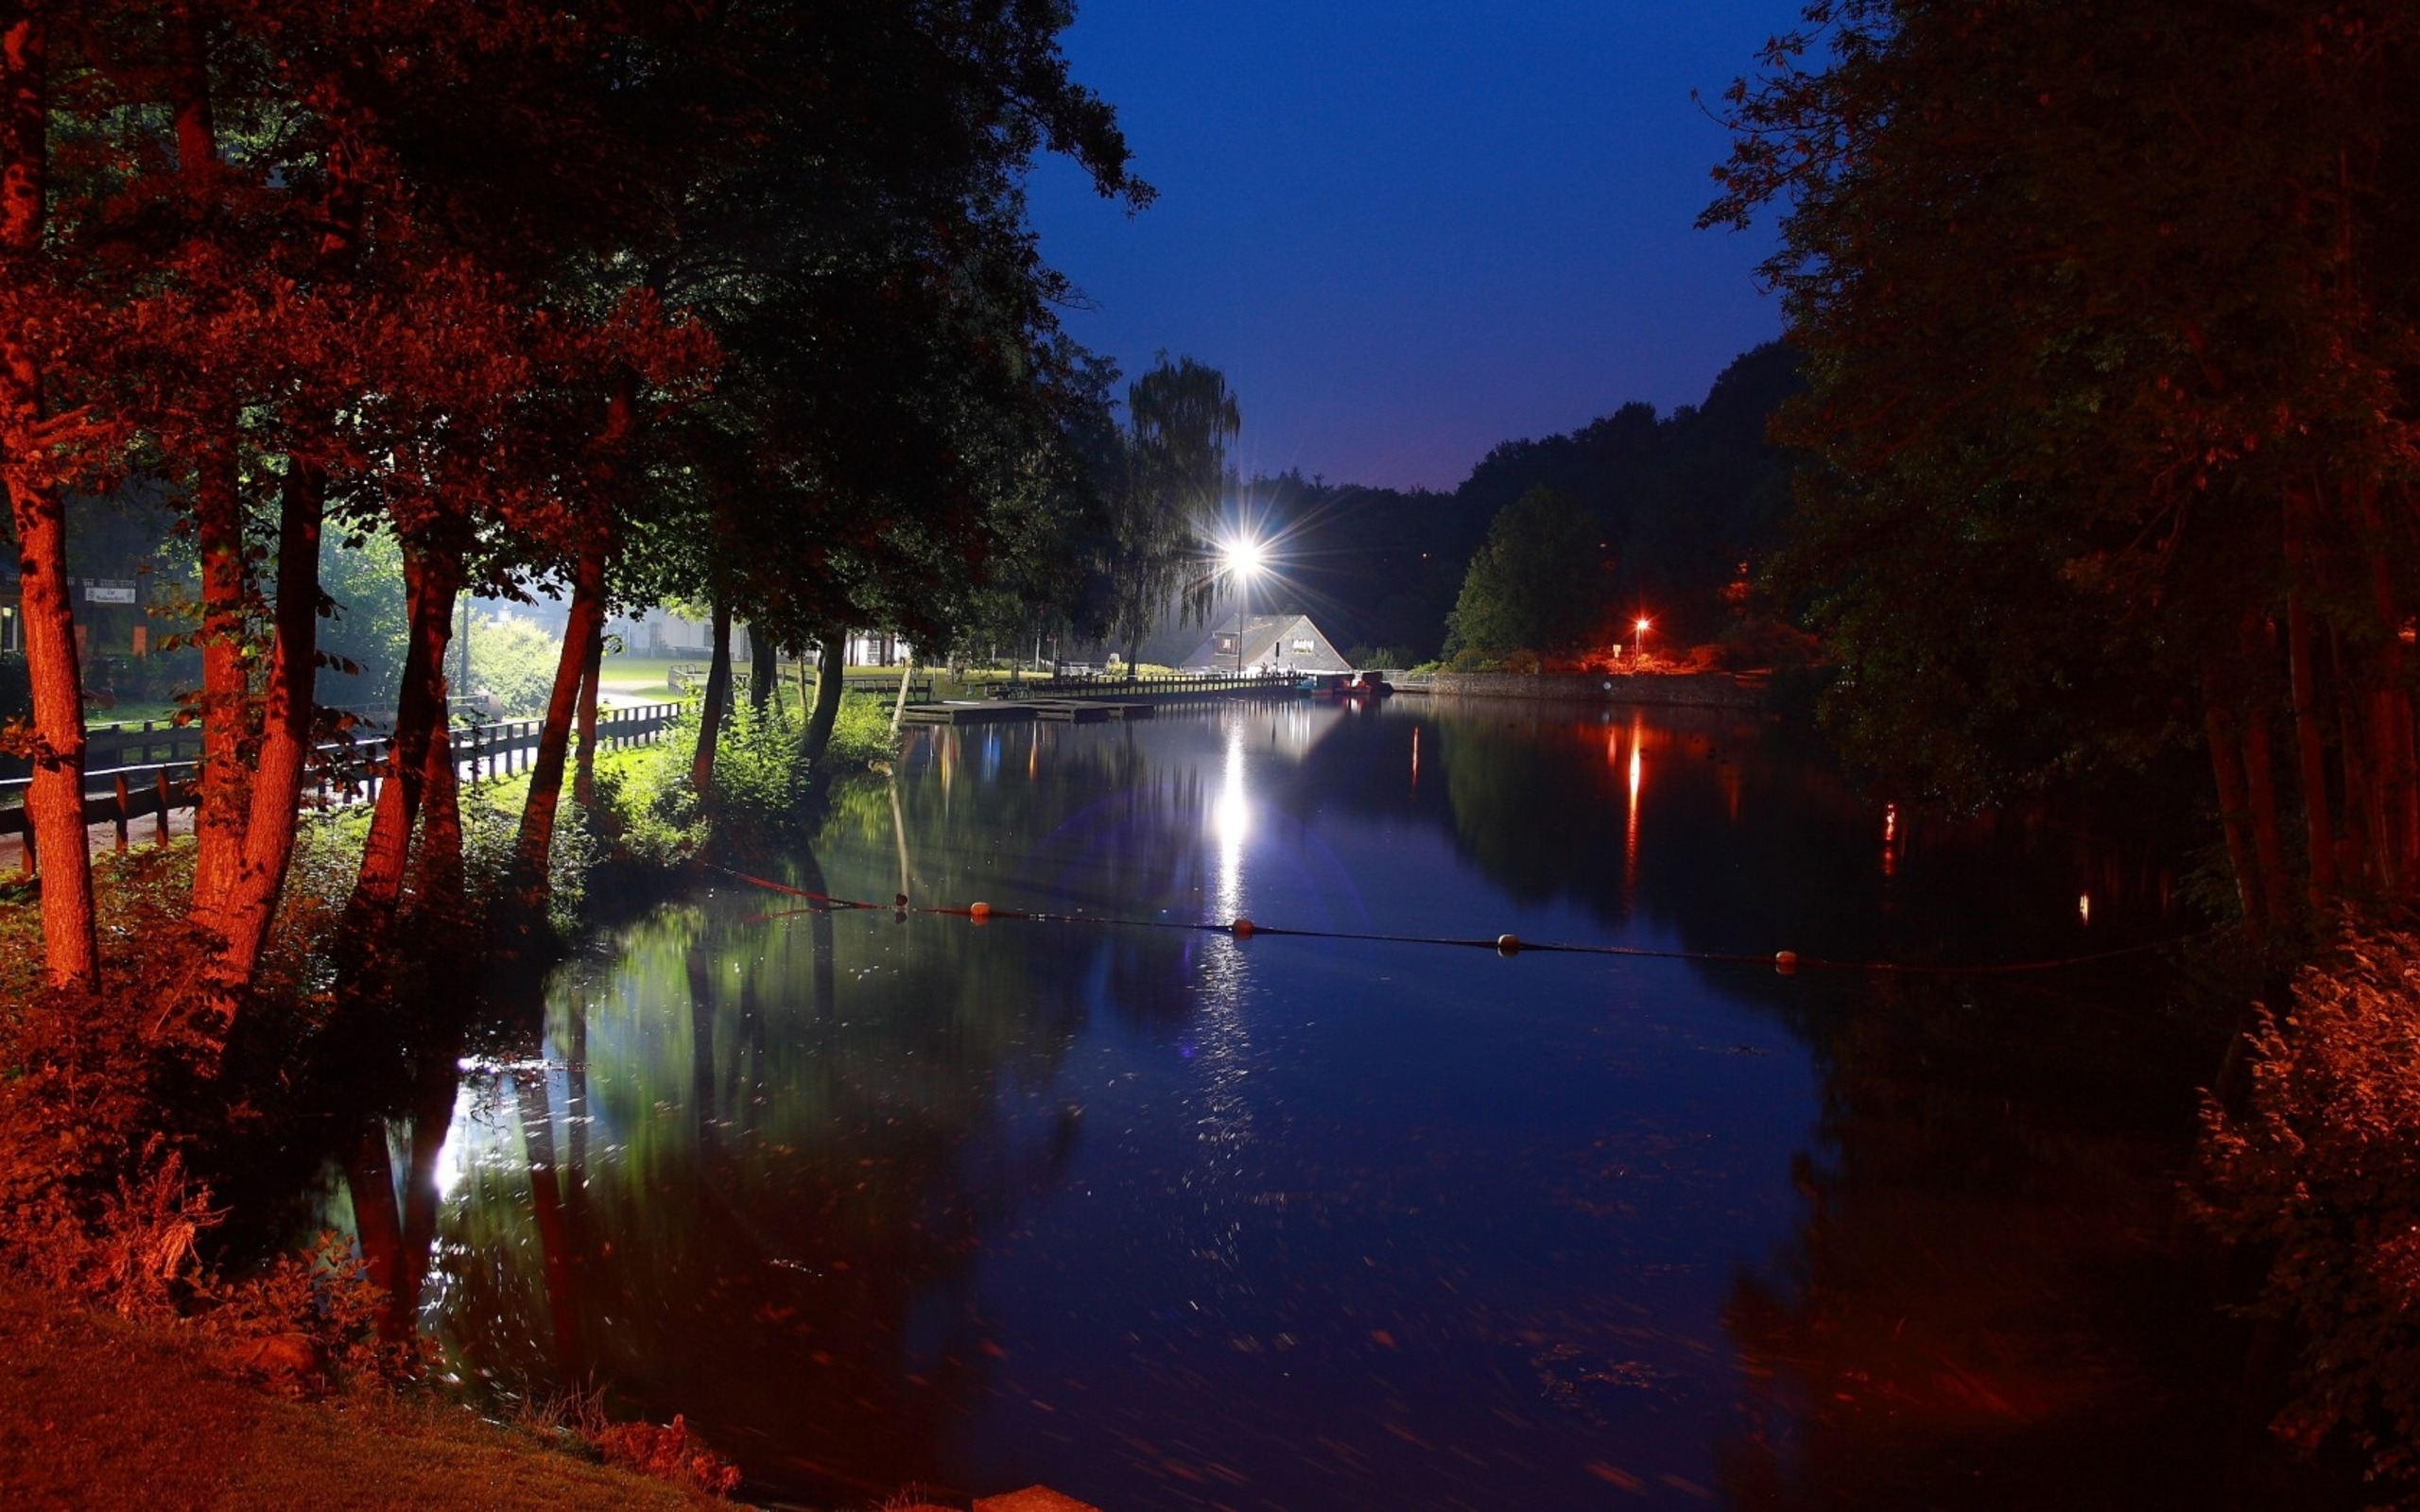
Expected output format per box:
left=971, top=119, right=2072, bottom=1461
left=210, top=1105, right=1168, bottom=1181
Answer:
left=1, top=702, right=683, bottom=874
left=984, top=669, right=1299, bottom=700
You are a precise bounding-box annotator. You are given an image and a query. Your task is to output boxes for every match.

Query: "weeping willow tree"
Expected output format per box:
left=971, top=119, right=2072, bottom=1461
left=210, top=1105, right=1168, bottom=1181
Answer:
left=1103, top=355, right=1240, bottom=669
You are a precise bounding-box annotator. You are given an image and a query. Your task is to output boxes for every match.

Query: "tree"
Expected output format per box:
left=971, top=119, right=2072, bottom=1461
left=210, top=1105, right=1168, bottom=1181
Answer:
left=1104, top=355, right=1240, bottom=668
left=1704, top=0, right=2420, bottom=926
left=1443, top=486, right=1610, bottom=662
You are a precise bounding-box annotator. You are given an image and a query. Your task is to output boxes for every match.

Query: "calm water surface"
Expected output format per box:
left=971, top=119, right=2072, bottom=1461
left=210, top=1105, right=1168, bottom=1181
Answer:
left=377, top=700, right=2335, bottom=1509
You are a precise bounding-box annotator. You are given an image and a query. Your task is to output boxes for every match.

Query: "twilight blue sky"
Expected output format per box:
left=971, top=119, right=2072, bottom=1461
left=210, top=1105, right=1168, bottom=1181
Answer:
left=1026, top=1, right=1806, bottom=493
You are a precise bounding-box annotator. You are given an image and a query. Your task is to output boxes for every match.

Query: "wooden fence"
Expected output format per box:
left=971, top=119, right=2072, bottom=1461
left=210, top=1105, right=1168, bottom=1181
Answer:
left=666, top=662, right=933, bottom=703
left=1, top=701, right=683, bottom=876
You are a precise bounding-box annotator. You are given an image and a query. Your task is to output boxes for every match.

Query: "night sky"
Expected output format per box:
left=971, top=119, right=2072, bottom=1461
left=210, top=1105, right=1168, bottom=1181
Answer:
left=1027, top=1, right=1806, bottom=493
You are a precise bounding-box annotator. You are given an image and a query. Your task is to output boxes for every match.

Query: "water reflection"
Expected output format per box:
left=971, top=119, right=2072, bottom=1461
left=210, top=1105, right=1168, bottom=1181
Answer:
left=330, top=702, right=2339, bottom=1508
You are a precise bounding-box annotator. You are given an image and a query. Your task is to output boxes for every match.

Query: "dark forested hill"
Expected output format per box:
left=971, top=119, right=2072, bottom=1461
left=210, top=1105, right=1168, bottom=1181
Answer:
left=1239, top=342, right=1800, bottom=661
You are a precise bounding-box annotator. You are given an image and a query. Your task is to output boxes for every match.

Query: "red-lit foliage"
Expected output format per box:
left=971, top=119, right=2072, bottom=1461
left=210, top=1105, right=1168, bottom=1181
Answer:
left=595, top=1414, right=744, bottom=1499
left=2199, top=929, right=2420, bottom=1482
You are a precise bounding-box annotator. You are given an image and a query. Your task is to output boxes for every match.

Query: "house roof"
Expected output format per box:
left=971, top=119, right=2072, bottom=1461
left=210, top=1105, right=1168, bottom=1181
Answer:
left=1182, top=612, right=1354, bottom=672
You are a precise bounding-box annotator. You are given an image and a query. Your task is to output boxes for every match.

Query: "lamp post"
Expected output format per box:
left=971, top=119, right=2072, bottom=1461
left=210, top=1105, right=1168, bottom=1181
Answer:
left=1222, top=536, right=1265, bottom=679
left=1634, top=615, right=1651, bottom=662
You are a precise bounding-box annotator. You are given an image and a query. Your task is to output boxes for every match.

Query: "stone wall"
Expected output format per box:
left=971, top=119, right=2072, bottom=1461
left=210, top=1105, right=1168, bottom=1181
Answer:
left=1399, top=670, right=1765, bottom=710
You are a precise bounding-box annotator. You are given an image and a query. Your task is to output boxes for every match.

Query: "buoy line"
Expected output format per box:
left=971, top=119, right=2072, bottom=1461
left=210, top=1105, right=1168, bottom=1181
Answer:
left=707, top=865, right=2207, bottom=977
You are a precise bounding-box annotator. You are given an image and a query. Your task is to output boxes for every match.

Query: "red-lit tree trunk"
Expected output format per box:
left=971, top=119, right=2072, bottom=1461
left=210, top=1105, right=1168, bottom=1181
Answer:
left=172, top=9, right=252, bottom=919
left=188, top=428, right=251, bottom=913
left=338, top=543, right=458, bottom=959
left=417, top=707, right=464, bottom=915
left=571, top=608, right=602, bottom=808
left=200, top=123, right=360, bottom=1023
left=690, top=593, right=733, bottom=798
left=200, top=461, right=324, bottom=1005
left=0, top=8, right=95, bottom=990
left=510, top=535, right=606, bottom=913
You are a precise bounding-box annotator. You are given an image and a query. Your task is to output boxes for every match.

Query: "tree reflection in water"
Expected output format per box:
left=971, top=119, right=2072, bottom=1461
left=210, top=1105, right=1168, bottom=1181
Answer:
left=322, top=704, right=2350, bottom=1507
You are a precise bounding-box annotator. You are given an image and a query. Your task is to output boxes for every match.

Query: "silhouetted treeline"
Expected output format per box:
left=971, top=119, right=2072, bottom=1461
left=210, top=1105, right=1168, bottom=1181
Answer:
left=1236, top=342, right=1801, bottom=659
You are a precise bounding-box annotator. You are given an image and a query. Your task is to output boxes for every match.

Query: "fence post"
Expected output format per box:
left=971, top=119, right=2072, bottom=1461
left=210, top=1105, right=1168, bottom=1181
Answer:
left=113, top=775, right=130, bottom=851
left=20, top=821, right=31, bottom=877
left=155, top=769, right=171, bottom=846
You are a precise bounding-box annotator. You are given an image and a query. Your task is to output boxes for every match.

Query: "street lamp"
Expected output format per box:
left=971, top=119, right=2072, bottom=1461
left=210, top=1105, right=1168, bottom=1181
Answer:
left=1223, top=536, right=1266, bottom=677
left=1634, top=616, right=1651, bottom=661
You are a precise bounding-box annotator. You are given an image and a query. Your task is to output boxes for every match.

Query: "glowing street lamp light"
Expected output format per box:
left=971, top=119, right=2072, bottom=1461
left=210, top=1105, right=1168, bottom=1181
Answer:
left=1634, top=616, right=1651, bottom=660
left=1223, top=536, right=1267, bottom=676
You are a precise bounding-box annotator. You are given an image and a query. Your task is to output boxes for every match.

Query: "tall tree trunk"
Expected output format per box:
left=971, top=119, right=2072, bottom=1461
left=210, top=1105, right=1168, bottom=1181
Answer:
left=572, top=610, right=602, bottom=808
left=0, top=9, right=95, bottom=989
left=747, top=623, right=773, bottom=713
left=2238, top=611, right=2290, bottom=924
left=202, top=461, right=325, bottom=1005
left=202, top=117, right=358, bottom=1022
left=2332, top=629, right=2377, bottom=891
left=890, top=646, right=915, bottom=734
left=339, top=544, right=457, bottom=956
left=690, top=594, right=733, bottom=798
left=189, top=428, right=251, bottom=912
left=2285, top=498, right=2336, bottom=909
left=416, top=710, right=463, bottom=918
left=2203, top=679, right=2264, bottom=934
left=174, top=2, right=252, bottom=922
left=801, top=635, right=845, bottom=768
left=2356, top=479, right=2419, bottom=892
left=510, top=538, right=606, bottom=914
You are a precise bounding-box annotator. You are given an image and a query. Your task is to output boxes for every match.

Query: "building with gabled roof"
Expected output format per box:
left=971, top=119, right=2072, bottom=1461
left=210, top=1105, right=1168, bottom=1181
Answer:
left=1180, top=613, right=1354, bottom=674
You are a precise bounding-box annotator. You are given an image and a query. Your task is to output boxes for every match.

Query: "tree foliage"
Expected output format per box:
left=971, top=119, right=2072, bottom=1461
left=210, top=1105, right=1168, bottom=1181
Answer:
left=1706, top=0, right=2420, bottom=925
left=1102, top=354, right=1241, bottom=663
left=1443, top=486, right=1610, bottom=662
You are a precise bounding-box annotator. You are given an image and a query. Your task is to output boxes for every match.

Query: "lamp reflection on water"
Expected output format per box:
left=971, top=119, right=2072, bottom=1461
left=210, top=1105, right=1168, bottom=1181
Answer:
left=1214, top=721, right=1249, bottom=922
left=1624, top=713, right=1645, bottom=902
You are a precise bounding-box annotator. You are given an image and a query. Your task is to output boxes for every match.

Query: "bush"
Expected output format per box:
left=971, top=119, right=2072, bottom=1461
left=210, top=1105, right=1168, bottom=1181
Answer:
left=593, top=694, right=898, bottom=864
left=818, top=692, right=897, bottom=775
left=0, top=851, right=224, bottom=1316
left=2197, top=927, right=2420, bottom=1485
left=1711, top=614, right=1824, bottom=672
left=596, top=1415, right=742, bottom=1497
left=463, top=612, right=565, bottom=718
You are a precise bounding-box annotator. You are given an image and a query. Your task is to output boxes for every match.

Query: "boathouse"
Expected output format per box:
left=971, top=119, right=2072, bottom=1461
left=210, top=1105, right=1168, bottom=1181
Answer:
left=1182, top=613, right=1354, bottom=674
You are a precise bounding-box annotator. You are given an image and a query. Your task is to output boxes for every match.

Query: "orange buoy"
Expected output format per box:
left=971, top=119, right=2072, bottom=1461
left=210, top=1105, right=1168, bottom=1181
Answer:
left=1774, top=949, right=1798, bottom=975
left=1231, top=918, right=1256, bottom=938
left=1496, top=934, right=1521, bottom=955
left=969, top=901, right=992, bottom=922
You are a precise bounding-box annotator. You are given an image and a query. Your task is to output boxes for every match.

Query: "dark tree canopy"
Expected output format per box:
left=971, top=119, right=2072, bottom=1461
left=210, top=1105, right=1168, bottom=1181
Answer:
left=1443, top=486, right=1611, bottom=661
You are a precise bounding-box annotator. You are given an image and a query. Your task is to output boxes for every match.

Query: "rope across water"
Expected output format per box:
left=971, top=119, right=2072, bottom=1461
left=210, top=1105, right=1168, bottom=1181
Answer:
left=708, top=865, right=2202, bottom=976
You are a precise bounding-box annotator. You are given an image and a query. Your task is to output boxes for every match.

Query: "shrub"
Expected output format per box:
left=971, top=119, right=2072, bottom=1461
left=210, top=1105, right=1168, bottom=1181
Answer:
left=596, top=1414, right=743, bottom=1497
left=462, top=612, right=566, bottom=717
left=2197, top=927, right=2420, bottom=1485
left=818, top=692, right=897, bottom=775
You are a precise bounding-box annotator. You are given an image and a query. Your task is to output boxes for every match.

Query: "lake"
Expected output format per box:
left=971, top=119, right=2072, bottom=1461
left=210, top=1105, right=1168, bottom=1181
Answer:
left=373, top=698, right=2341, bottom=1509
